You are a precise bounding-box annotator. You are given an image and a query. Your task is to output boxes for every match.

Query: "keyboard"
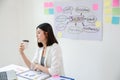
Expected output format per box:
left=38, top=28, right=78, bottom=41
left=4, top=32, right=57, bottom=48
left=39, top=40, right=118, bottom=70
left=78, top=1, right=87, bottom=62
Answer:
left=0, top=72, right=8, bottom=80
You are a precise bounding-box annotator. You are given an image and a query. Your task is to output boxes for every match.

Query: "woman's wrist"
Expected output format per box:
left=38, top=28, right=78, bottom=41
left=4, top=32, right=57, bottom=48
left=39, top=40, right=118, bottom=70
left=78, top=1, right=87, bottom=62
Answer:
left=20, top=52, right=25, bottom=56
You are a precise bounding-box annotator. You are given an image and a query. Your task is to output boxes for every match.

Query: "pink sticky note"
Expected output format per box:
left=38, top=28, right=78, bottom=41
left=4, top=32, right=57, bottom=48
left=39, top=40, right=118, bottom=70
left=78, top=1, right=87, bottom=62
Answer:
left=56, top=6, right=63, bottom=12
left=49, top=2, right=53, bottom=7
left=44, top=2, right=49, bottom=8
left=112, top=0, right=119, bottom=7
left=52, top=75, right=60, bottom=78
left=93, top=3, right=98, bottom=10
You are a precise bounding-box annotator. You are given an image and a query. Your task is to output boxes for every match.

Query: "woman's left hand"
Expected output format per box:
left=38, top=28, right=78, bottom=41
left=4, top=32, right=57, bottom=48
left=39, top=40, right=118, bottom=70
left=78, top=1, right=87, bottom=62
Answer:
left=33, top=64, right=39, bottom=71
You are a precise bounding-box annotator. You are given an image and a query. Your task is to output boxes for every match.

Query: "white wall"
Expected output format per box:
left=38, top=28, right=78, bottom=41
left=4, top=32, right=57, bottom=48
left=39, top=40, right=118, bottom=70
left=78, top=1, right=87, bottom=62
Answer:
left=0, top=0, right=36, bottom=67
left=0, top=0, right=21, bottom=66
left=0, top=0, right=120, bottom=80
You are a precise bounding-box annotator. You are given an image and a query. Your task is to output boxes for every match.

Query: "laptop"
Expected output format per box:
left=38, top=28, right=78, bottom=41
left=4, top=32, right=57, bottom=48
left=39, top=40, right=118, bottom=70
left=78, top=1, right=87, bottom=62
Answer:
left=0, top=70, right=17, bottom=80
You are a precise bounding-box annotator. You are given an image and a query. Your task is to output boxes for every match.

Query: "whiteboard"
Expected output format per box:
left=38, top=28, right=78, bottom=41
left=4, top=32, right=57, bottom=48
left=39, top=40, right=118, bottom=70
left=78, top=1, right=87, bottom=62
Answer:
left=54, top=0, right=103, bottom=40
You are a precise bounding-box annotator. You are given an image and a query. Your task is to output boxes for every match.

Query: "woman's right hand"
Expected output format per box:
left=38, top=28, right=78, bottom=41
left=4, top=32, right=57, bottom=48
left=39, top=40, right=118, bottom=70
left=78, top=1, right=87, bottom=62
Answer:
left=19, top=43, right=25, bottom=54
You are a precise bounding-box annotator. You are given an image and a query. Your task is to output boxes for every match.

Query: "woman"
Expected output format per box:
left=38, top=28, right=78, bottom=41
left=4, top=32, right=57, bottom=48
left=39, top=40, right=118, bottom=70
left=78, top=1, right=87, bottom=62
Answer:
left=19, top=23, right=64, bottom=76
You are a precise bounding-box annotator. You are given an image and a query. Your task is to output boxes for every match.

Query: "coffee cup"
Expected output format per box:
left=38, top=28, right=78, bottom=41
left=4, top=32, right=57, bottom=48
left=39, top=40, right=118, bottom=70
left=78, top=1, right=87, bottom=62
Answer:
left=22, top=40, right=29, bottom=49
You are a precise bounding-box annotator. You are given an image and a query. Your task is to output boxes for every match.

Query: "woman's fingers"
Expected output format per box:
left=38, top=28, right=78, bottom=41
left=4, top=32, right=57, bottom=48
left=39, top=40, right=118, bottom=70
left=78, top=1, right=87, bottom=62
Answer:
left=33, top=64, right=39, bottom=71
left=19, top=43, right=25, bottom=53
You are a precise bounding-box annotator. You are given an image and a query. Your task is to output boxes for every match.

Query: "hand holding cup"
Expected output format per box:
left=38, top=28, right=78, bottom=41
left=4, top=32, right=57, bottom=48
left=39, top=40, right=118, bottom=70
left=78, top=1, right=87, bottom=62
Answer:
left=19, top=40, right=29, bottom=54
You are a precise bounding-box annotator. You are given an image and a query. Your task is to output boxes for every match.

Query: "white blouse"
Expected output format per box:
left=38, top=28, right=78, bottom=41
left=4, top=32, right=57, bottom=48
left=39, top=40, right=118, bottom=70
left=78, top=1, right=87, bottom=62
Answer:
left=32, top=43, right=64, bottom=76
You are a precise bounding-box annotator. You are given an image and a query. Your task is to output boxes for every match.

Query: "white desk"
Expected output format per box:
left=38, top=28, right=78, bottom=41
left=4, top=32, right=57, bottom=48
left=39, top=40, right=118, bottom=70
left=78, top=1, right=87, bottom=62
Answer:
left=0, top=64, right=29, bottom=80
left=0, top=64, right=74, bottom=80
left=0, top=64, right=50, bottom=80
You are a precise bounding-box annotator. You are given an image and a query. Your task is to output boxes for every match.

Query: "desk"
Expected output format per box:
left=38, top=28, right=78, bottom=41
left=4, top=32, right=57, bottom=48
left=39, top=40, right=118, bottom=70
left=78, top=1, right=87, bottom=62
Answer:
left=0, top=64, right=29, bottom=80
left=0, top=64, right=50, bottom=80
left=0, top=64, right=74, bottom=80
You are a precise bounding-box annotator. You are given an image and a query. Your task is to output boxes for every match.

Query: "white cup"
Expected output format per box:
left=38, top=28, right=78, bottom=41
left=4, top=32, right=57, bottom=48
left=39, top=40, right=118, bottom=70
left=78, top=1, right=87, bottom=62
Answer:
left=22, top=40, right=29, bottom=49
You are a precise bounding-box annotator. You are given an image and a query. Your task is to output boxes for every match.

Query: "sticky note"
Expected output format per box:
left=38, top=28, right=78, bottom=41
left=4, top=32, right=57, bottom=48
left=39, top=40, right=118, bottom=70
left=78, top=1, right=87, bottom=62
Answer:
left=95, top=21, right=101, bottom=27
left=104, top=16, right=112, bottom=23
left=112, top=8, right=120, bottom=15
left=104, top=1, right=111, bottom=7
left=49, top=2, right=53, bottom=7
left=44, top=2, right=49, bottom=8
left=44, top=8, right=49, bottom=15
left=52, top=75, right=60, bottom=78
left=104, top=9, right=112, bottom=14
left=93, top=3, right=98, bottom=10
left=57, top=32, right=62, bottom=38
left=56, top=6, right=63, bottom=12
left=44, top=2, right=53, bottom=8
left=49, top=8, right=54, bottom=14
left=112, top=16, right=120, bottom=24
left=112, top=0, right=119, bottom=7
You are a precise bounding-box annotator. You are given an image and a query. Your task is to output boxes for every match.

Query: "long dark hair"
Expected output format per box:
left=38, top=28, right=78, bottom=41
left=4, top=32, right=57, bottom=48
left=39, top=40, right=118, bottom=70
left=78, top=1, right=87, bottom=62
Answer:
left=36, top=23, right=58, bottom=47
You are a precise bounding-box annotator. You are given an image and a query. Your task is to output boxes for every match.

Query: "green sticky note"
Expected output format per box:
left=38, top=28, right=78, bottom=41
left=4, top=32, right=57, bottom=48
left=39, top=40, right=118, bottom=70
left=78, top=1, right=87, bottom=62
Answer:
left=44, top=8, right=49, bottom=15
left=112, top=8, right=120, bottom=15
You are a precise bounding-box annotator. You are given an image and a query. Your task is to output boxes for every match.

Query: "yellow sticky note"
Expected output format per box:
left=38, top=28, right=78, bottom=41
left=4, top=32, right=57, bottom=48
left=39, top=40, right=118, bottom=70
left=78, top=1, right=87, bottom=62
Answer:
left=95, top=21, right=101, bottom=28
left=104, top=16, right=111, bottom=23
left=57, top=32, right=62, bottom=38
left=104, top=9, right=112, bottom=14
left=104, top=1, right=111, bottom=7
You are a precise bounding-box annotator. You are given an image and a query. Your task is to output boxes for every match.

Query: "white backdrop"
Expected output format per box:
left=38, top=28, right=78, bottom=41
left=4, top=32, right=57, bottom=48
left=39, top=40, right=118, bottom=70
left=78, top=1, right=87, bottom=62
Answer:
left=0, top=0, right=120, bottom=80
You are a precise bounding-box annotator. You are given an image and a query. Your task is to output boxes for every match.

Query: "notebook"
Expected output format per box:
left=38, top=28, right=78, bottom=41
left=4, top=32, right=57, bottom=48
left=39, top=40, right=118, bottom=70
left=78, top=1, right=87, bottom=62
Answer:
left=46, top=76, right=75, bottom=80
left=0, top=70, right=17, bottom=80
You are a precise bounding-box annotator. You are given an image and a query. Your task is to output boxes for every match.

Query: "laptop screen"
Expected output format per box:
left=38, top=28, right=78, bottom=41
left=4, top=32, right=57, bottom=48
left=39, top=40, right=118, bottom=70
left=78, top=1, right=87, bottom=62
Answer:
left=0, top=70, right=17, bottom=80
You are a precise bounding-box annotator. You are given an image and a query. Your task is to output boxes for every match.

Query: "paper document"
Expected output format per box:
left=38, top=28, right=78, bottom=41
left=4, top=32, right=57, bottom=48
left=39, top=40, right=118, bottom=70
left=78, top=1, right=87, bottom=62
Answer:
left=17, top=70, right=50, bottom=80
left=0, top=64, right=28, bottom=74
